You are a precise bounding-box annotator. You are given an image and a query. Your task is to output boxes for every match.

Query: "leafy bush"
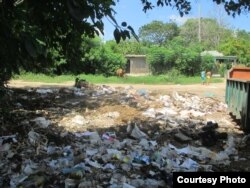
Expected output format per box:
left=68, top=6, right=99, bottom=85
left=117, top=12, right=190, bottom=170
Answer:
left=165, top=68, right=181, bottom=82
left=201, top=55, right=214, bottom=70
left=147, top=47, right=175, bottom=75
left=218, top=63, right=226, bottom=77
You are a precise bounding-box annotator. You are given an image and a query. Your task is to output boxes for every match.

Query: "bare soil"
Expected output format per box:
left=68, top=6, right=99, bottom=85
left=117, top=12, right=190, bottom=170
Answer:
left=9, top=80, right=227, bottom=102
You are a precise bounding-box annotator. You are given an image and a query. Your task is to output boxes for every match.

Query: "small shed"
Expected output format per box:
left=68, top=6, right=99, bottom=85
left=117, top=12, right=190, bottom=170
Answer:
left=201, top=50, right=237, bottom=75
left=125, top=55, right=150, bottom=74
left=201, top=50, right=237, bottom=64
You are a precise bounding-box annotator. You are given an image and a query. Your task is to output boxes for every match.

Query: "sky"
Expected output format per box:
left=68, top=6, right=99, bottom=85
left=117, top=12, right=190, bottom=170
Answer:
left=101, top=0, right=250, bottom=41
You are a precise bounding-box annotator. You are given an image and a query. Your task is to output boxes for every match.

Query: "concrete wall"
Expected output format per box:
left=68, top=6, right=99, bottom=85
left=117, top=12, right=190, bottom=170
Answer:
left=126, top=56, right=150, bottom=74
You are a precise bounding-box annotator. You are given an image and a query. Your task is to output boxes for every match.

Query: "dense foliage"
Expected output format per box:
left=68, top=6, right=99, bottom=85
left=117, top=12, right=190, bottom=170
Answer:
left=139, top=21, right=179, bottom=46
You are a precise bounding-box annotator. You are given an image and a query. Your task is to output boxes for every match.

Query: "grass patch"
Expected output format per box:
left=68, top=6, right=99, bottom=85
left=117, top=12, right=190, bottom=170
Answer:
left=174, top=76, right=223, bottom=84
left=13, top=72, right=224, bottom=85
left=13, top=73, right=76, bottom=83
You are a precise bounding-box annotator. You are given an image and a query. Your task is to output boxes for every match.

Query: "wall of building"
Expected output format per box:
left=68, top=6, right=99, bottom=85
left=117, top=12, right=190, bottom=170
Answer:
left=127, top=57, right=150, bottom=74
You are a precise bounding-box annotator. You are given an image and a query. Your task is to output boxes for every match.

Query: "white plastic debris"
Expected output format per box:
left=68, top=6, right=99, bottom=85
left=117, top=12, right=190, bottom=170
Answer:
left=0, top=134, right=17, bottom=145
left=65, top=178, right=79, bottom=188
left=180, top=109, right=205, bottom=118
left=105, top=111, right=120, bottom=119
left=180, top=158, right=199, bottom=171
left=31, top=117, right=51, bottom=128
left=74, top=88, right=85, bottom=96
left=86, top=148, right=98, bottom=156
left=211, top=152, right=230, bottom=165
left=211, top=135, right=238, bottom=165
left=123, top=183, right=136, bottom=188
left=172, top=91, right=185, bottom=101
left=240, top=134, right=250, bottom=147
left=110, top=173, right=127, bottom=185
left=142, top=108, right=156, bottom=118
left=89, top=132, right=101, bottom=144
left=223, top=135, right=238, bottom=156
left=36, top=88, right=53, bottom=94
left=107, top=149, right=122, bottom=156
left=101, top=85, right=115, bottom=94
left=103, top=163, right=116, bottom=170
left=130, top=124, right=148, bottom=139
left=16, top=102, right=22, bottom=108
left=149, top=140, right=158, bottom=148
left=130, top=179, right=144, bottom=187
left=158, top=107, right=178, bottom=116
left=10, top=174, right=28, bottom=188
left=28, top=131, right=48, bottom=147
left=121, top=163, right=131, bottom=172
left=144, top=178, right=166, bottom=188
left=0, top=143, right=11, bottom=152
left=22, top=160, right=39, bottom=175
left=85, top=159, right=102, bottom=168
left=74, top=131, right=95, bottom=137
left=139, top=139, right=149, bottom=149
left=47, top=146, right=61, bottom=155
left=28, top=131, right=41, bottom=146
left=159, top=95, right=171, bottom=101
left=71, top=115, right=88, bottom=125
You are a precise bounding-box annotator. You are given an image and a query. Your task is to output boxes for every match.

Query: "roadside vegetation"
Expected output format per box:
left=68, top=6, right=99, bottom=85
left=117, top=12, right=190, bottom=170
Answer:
left=13, top=72, right=223, bottom=85
left=4, top=18, right=250, bottom=88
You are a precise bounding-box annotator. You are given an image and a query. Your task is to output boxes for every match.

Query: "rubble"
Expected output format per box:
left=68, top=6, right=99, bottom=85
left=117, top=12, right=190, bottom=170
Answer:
left=0, top=84, right=248, bottom=187
left=174, top=132, right=192, bottom=143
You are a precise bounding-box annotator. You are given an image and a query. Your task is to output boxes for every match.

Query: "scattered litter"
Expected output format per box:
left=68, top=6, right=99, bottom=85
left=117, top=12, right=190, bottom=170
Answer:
left=102, top=132, right=117, bottom=141
left=0, top=82, right=245, bottom=187
left=71, top=115, right=88, bottom=125
left=36, top=88, right=53, bottom=94
left=0, top=134, right=17, bottom=144
left=129, top=124, right=148, bottom=139
left=174, top=132, right=192, bottom=143
left=31, top=117, right=51, bottom=128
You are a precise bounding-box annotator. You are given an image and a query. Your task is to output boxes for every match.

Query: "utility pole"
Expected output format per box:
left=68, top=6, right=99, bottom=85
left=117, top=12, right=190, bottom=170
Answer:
left=198, top=1, right=201, bottom=42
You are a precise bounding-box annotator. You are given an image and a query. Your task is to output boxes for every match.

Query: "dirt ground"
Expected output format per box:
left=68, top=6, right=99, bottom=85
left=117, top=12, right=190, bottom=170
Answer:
left=8, top=80, right=227, bottom=102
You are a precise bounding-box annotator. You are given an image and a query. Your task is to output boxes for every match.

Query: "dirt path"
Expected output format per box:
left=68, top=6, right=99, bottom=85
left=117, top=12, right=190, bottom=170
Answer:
left=8, top=80, right=227, bottom=102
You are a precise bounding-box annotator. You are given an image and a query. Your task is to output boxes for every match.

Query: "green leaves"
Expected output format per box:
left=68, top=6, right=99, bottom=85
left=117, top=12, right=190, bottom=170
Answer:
left=67, top=0, right=85, bottom=21
left=112, top=24, right=139, bottom=43
left=113, top=28, right=121, bottom=43
left=24, top=38, right=37, bottom=58
left=121, top=22, right=127, bottom=27
left=139, top=21, right=179, bottom=45
left=127, top=26, right=139, bottom=42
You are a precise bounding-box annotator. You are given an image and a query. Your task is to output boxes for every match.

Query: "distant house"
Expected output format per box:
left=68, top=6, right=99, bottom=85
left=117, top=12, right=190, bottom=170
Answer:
left=125, top=55, right=150, bottom=74
left=201, top=50, right=237, bottom=75
left=201, top=50, right=237, bottom=64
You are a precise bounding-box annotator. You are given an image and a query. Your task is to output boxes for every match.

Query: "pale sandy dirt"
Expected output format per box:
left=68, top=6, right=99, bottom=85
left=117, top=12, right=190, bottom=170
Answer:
left=8, top=80, right=227, bottom=102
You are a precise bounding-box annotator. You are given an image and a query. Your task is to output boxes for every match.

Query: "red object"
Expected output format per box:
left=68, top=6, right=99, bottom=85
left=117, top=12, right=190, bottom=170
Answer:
left=228, top=67, right=250, bottom=80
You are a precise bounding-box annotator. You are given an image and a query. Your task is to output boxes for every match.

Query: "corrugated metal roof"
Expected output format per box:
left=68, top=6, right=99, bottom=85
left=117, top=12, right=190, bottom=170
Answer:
left=125, top=54, right=146, bottom=58
left=200, top=50, right=224, bottom=57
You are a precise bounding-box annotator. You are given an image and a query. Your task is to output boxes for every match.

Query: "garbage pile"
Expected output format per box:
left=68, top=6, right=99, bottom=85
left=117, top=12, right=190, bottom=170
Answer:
left=0, top=84, right=248, bottom=187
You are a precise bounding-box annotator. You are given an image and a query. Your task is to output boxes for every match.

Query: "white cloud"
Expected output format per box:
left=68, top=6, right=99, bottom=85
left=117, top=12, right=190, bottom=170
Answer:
left=169, top=14, right=191, bottom=25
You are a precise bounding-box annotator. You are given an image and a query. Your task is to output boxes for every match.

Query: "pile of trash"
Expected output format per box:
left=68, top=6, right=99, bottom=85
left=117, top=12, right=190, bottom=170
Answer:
left=0, top=84, right=248, bottom=187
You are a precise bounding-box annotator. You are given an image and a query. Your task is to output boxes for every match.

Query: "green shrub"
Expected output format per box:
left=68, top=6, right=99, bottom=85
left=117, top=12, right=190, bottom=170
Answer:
left=219, top=63, right=226, bottom=77
left=165, top=68, right=181, bottom=82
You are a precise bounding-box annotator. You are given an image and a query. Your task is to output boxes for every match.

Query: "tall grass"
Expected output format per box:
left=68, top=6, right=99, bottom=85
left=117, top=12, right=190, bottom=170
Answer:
left=13, top=72, right=224, bottom=85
